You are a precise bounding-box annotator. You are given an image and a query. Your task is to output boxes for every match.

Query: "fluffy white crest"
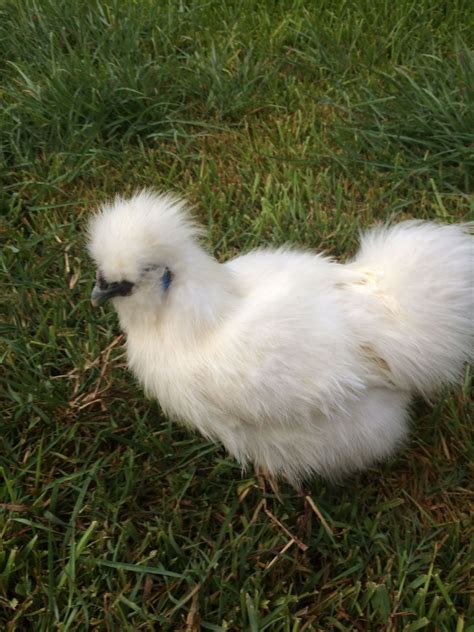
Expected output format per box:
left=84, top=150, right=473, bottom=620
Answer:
left=88, top=190, right=201, bottom=284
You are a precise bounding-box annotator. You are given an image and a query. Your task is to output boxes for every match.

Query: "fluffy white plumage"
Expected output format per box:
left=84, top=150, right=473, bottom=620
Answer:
left=88, top=191, right=474, bottom=482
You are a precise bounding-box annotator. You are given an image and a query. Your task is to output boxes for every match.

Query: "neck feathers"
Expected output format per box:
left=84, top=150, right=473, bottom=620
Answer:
left=165, top=246, right=238, bottom=338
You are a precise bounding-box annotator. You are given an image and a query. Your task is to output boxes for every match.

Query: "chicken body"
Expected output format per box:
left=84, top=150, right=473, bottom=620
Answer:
left=88, top=192, right=473, bottom=482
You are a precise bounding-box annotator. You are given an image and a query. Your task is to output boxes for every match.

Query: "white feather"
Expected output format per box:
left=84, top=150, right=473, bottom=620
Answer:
left=88, top=191, right=474, bottom=482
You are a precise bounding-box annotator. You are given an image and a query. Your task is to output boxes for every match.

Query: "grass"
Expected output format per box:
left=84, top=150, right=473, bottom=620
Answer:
left=1, top=0, right=473, bottom=629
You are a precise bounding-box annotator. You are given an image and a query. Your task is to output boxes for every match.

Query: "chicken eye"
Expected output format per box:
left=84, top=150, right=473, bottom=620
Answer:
left=143, top=264, right=160, bottom=274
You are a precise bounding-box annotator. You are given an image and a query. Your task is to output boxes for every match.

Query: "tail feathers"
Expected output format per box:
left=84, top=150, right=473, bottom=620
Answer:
left=352, top=221, right=474, bottom=394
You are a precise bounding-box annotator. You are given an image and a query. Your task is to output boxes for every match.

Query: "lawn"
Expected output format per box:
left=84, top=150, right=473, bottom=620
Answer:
left=1, top=0, right=473, bottom=629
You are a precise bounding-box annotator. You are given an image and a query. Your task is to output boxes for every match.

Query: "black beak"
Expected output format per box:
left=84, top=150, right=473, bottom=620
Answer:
left=91, top=280, right=134, bottom=307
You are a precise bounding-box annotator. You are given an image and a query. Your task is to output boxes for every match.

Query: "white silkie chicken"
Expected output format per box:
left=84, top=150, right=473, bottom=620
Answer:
left=88, top=191, right=473, bottom=482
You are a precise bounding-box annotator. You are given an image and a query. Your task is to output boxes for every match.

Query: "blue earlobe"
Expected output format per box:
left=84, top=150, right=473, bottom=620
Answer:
left=162, top=268, right=172, bottom=291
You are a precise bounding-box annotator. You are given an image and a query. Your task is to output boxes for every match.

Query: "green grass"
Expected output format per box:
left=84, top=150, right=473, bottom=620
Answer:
left=1, top=0, right=473, bottom=629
